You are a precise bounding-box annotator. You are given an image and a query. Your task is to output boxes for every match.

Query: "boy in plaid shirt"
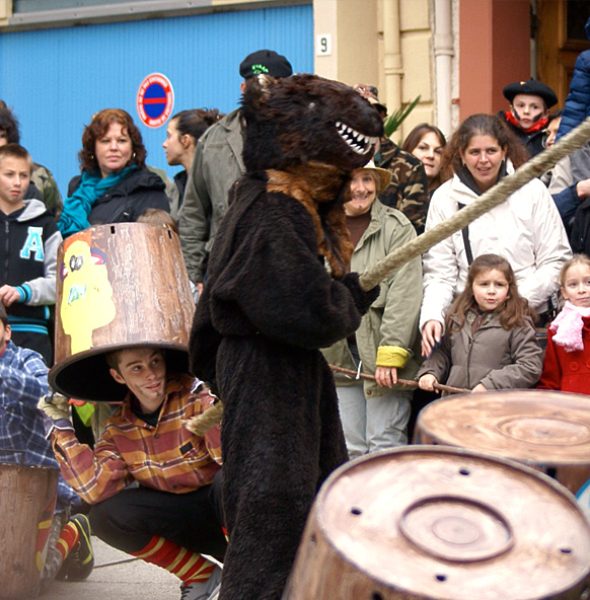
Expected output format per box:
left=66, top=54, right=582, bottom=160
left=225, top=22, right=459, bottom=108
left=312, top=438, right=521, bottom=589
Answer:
left=38, top=345, right=226, bottom=600
left=0, top=303, right=93, bottom=586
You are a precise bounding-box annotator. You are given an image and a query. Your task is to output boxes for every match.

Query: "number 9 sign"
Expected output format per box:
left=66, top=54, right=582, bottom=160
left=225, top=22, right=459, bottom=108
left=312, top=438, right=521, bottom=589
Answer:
left=316, top=34, right=332, bottom=56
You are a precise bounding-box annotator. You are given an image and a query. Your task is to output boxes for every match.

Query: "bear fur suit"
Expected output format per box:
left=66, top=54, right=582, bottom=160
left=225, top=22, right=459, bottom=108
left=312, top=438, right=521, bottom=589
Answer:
left=189, top=74, right=383, bottom=599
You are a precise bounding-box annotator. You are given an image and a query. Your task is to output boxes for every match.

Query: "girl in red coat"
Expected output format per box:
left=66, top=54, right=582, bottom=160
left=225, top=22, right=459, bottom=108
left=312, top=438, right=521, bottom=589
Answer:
left=539, top=254, right=590, bottom=393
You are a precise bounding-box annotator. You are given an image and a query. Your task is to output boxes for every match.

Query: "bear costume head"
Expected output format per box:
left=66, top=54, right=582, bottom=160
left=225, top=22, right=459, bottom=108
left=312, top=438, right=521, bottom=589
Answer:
left=239, top=74, right=384, bottom=277
left=241, top=74, right=384, bottom=174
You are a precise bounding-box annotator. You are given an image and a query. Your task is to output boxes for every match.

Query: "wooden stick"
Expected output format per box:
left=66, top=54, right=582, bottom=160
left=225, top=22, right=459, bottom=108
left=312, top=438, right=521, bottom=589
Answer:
left=180, top=364, right=470, bottom=437
left=359, top=117, right=590, bottom=291
left=329, top=364, right=469, bottom=394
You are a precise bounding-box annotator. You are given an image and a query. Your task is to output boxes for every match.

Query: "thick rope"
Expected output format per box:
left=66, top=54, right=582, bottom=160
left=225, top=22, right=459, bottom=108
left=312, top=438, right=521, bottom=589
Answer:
left=187, top=118, right=590, bottom=430
left=184, top=401, right=224, bottom=437
left=359, top=117, right=590, bottom=291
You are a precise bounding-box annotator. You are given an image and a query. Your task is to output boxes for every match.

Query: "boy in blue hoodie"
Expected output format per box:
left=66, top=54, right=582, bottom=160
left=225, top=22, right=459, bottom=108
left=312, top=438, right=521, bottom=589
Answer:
left=0, top=143, right=61, bottom=364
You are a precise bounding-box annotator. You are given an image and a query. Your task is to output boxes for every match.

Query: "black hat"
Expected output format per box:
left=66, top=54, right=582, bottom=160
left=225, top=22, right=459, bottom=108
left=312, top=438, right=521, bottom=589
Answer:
left=502, top=79, right=558, bottom=108
left=239, top=49, right=293, bottom=80
left=49, top=343, right=189, bottom=402
left=353, top=83, right=388, bottom=117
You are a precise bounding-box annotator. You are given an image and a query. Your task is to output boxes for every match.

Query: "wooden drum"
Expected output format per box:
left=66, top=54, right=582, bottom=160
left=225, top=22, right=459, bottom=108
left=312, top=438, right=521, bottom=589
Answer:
left=284, top=446, right=590, bottom=600
left=49, top=223, right=195, bottom=401
left=415, top=390, right=590, bottom=518
left=0, top=464, right=58, bottom=599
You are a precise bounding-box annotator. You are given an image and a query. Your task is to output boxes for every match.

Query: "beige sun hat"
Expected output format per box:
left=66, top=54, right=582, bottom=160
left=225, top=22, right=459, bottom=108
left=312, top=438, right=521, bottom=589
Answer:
left=353, top=160, right=392, bottom=195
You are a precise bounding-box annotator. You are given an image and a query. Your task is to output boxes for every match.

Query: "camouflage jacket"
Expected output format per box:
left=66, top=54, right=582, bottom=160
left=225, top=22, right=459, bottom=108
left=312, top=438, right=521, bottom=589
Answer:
left=374, top=138, right=429, bottom=234
left=28, top=163, right=63, bottom=219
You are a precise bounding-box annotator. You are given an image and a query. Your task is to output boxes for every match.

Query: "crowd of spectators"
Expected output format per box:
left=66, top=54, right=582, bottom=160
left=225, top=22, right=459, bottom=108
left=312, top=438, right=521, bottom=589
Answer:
left=1, top=34, right=589, bottom=599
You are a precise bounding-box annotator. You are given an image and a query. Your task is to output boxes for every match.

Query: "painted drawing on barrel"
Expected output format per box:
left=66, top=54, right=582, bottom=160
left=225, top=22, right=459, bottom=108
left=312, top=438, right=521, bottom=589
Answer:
left=59, top=233, right=116, bottom=354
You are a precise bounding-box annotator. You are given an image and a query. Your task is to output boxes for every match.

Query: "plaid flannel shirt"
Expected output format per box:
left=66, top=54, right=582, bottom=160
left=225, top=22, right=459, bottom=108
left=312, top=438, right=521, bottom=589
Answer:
left=0, top=341, right=54, bottom=467
left=0, top=341, right=77, bottom=508
left=51, top=373, right=222, bottom=505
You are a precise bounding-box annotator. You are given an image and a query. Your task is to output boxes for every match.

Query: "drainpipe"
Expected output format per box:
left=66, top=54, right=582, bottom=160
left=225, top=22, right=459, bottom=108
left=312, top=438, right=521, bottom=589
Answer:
left=530, top=0, right=537, bottom=77
left=382, top=0, right=403, bottom=138
left=434, top=0, right=454, bottom=135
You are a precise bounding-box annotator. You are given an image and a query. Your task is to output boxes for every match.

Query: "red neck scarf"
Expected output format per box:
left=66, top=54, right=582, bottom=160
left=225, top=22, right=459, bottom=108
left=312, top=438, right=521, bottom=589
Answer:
left=504, top=110, right=548, bottom=134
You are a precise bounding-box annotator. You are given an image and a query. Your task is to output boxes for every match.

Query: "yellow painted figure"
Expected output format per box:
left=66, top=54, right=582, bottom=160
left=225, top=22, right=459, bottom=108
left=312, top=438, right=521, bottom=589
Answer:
left=60, top=237, right=116, bottom=354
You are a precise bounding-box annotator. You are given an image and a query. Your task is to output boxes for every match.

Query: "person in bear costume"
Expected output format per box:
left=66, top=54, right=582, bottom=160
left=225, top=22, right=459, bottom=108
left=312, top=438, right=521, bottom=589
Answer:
left=189, top=74, right=383, bottom=599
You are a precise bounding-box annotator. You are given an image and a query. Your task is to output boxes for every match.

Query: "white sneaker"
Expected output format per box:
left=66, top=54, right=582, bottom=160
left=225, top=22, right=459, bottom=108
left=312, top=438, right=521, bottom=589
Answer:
left=180, top=565, right=223, bottom=600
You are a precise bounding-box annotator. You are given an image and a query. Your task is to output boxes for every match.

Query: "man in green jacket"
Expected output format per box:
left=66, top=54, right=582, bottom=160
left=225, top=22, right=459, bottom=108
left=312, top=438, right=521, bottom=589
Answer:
left=178, top=50, right=292, bottom=290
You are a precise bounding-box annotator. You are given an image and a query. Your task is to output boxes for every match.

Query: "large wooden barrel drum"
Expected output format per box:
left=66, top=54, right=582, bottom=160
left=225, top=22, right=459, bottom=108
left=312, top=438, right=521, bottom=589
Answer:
left=284, top=446, right=590, bottom=600
left=415, top=390, right=590, bottom=518
left=0, top=464, right=58, bottom=599
left=49, top=223, right=194, bottom=401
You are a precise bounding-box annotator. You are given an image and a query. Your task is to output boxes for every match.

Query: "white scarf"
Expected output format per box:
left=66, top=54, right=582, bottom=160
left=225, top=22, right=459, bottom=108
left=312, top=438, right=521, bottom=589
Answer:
left=550, top=301, right=590, bottom=352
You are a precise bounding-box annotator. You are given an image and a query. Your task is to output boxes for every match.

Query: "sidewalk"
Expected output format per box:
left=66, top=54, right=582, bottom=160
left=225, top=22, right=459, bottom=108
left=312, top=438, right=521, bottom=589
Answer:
left=41, top=537, right=179, bottom=600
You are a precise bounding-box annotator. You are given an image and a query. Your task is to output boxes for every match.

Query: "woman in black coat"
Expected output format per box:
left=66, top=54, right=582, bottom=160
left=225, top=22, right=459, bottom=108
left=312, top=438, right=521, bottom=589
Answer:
left=58, top=108, right=169, bottom=237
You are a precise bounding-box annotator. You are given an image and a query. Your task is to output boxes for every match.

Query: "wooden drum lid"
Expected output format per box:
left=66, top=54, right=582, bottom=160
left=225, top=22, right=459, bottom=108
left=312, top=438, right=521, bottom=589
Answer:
left=284, top=447, right=590, bottom=600
left=0, top=464, right=58, bottom=599
left=415, top=390, right=590, bottom=519
left=49, top=223, right=195, bottom=402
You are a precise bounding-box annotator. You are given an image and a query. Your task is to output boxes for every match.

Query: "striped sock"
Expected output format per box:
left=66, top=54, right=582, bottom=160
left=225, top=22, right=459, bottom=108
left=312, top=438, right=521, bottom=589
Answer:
left=132, top=536, right=216, bottom=584
left=55, top=521, right=80, bottom=561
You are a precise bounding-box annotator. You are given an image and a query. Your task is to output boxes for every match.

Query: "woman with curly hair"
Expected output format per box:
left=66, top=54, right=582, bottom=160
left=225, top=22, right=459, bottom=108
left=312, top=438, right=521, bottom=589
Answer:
left=58, top=108, right=169, bottom=237
left=419, top=114, right=571, bottom=357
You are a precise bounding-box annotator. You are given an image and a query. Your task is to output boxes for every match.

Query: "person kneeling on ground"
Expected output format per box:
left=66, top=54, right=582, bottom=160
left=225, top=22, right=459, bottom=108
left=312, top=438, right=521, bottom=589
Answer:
left=38, top=346, right=226, bottom=600
left=0, top=303, right=93, bottom=587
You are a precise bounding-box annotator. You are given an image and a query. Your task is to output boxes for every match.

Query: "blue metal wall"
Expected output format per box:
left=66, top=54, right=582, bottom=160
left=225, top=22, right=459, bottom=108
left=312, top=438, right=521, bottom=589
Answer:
left=0, top=4, right=313, bottom=195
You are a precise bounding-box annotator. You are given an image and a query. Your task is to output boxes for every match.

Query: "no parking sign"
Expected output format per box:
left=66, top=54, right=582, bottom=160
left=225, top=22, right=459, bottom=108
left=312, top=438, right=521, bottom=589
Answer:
left=136, top=73, right=174, bottom=128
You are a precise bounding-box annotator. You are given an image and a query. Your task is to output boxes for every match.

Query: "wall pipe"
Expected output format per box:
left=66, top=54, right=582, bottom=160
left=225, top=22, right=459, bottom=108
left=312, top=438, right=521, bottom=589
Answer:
left=434, top=0, right=454, bottom=135
left=382, top=0, right=403, bottom=136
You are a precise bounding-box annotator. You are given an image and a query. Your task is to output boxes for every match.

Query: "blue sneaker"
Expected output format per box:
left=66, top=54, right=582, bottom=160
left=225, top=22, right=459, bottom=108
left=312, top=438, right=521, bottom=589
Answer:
left=180, top=565, right=222, bottom=600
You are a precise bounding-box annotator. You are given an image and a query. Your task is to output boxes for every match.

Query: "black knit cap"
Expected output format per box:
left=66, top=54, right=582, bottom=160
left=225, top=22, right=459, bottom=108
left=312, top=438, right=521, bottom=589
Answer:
left=502, top=79, right=558, bottom=108
left=239, top=49, right=293, bottom=79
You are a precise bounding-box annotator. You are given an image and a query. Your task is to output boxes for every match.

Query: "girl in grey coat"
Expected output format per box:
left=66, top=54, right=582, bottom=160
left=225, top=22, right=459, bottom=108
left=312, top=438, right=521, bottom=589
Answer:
left=418, top=254, right=543, bottom=393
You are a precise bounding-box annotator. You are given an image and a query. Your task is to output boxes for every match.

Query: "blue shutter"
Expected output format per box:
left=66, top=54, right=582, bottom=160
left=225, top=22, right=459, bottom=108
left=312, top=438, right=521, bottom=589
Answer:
left=0, top=4, right=313, bottom=194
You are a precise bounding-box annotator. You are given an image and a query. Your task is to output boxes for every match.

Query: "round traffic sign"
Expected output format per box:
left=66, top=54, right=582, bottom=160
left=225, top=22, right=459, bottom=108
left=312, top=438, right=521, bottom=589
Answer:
left=136, top=73, right=174, bottom=128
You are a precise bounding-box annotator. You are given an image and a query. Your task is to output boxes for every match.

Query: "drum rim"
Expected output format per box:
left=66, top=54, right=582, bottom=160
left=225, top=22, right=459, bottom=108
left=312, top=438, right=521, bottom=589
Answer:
left=416, top=390, right=590, bottom=465
left=309, top=446, right=590, bottom=599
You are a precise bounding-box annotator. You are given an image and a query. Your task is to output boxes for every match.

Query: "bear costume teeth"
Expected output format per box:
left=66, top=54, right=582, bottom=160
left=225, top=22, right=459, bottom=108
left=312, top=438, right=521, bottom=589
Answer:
left=335, top=121, right=378, bottom=155
left=241, top=74, right=383, bottom=173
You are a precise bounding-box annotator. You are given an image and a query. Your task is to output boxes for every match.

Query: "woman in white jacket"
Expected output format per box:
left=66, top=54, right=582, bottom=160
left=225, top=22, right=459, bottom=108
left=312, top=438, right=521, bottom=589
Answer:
left=420, top=114, right=571, bottom=356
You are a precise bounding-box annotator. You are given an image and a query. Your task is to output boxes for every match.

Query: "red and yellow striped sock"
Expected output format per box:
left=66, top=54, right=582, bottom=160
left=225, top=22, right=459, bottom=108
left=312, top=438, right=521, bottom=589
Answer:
left=55, top=521, right=80, bottom=561
left=132, top=536, right=216, bottom=584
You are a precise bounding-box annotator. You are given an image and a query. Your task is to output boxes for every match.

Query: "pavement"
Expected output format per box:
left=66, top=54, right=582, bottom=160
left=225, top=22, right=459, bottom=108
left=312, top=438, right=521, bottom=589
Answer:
left=40, top=537, right=180, bottom=600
